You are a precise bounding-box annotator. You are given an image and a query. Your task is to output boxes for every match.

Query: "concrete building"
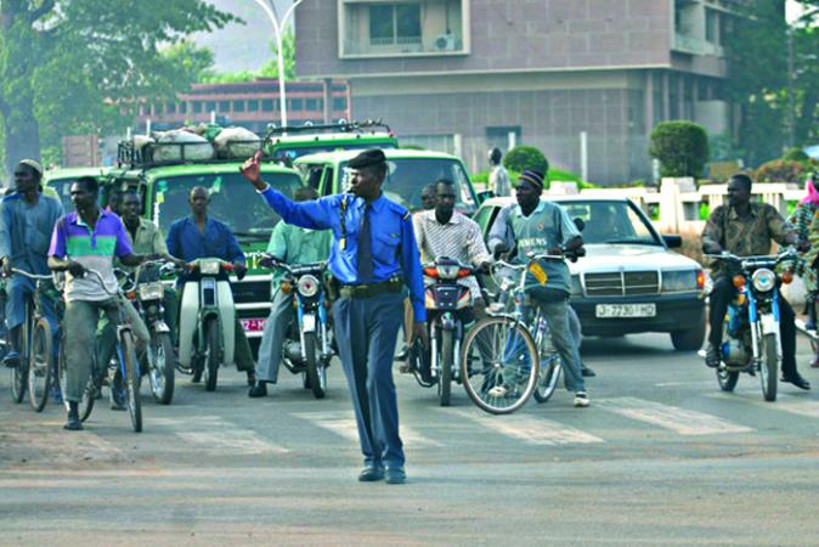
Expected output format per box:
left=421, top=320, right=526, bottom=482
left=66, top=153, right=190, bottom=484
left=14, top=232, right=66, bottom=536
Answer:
left=294, top=0, right=736, bottom=184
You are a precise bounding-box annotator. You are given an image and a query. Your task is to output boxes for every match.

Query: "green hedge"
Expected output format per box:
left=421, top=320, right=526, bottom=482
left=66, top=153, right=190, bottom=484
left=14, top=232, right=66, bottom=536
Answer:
left=503, top=146, right=549, bottom=174
left=649, top=121, right=709, bottom=178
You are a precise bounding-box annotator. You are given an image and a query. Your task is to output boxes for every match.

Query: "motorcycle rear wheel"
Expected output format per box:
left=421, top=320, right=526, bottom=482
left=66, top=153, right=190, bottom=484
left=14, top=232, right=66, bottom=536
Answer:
left=760, top=332, right=778, bottom=402
left=717, top=367, right=739, bottom=392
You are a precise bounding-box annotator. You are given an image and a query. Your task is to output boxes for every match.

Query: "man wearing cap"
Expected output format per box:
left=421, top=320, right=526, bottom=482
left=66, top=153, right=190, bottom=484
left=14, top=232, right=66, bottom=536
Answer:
left=0, top=160, right=63, bottom=369
left=241, top=149, right=427, bottom=485
left=487, top=169, right=590, bottom=407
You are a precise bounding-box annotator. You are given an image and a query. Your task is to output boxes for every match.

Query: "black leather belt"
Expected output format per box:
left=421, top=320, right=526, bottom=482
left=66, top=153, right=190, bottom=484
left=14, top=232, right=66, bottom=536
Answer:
left=340, top=278, right=403, bottom=299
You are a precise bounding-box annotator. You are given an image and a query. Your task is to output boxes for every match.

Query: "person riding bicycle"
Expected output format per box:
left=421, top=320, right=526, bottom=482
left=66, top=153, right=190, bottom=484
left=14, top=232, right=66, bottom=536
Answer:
left=166, top=186, right=256, bottom=387
left=702, top=173, right=811, bottom=390
left=0, top=160, right=63, bottom=386
left=48, top=176, right=158, bottom=431
left=248, top=186, right=332, bottom=398
left=486, top=170, right=589, bottom=408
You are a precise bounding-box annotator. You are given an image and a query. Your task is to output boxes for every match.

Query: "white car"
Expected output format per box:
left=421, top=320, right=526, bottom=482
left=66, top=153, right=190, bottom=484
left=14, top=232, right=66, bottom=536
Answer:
left=474, top=196, right=706, bottom=351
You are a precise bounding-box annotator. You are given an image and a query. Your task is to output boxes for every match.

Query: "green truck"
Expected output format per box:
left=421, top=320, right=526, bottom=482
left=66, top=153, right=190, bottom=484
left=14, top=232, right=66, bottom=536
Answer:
left=107, top=141, right=304, bottom=352
left=266, top=120, right=398, bottom=164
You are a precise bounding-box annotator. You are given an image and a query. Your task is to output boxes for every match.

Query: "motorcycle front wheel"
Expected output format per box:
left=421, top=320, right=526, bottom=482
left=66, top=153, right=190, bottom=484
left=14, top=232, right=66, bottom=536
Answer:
left=759, top=332, right=778, bottom=402
left=149, top=331, right=175, bottom=405
left=437, top=328, right=454, bottom=407
left=303, top=332, right=325, bottom=399
left=203, top=317, right=220, bottom=392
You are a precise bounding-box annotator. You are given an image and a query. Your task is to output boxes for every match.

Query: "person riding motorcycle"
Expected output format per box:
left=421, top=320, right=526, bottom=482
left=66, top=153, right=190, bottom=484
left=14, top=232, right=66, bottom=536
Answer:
left=702, top=173, right=810, bottom=390
left=487, top=170, right=589, bottom=408
left=166, top=186, right=256, bottom=386
left=0, top=160, right=63, bottom=373
left=248, top=186, right=332, bottom=398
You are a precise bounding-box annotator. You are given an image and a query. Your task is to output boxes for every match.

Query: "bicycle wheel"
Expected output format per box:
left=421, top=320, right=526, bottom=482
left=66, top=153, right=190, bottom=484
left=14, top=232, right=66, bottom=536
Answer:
left=119, top=331, right=142, bottom=432
left=149, top=331, right=175, bottom=405
left=460, top=316, right=538, bottom=414
left=10, top=301, right=31, bottom=403
left=28, top=318, right=53, bottom=412
left=533, top=319, right=561, bottom=403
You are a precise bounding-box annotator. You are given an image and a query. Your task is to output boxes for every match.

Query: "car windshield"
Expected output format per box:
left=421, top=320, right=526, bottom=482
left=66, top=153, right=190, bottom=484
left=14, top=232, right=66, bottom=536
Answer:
left=560, top=200, right=661, bottom=246
left=274, top=141, right=397, bottom=163
left=152, top=171, right=303, bottom=243
left=341, top=158, right=476, bottom=214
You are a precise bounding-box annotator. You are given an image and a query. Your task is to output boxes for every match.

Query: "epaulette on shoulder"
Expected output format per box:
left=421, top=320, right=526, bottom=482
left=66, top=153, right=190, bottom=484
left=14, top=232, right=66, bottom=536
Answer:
left=386, top=200, right=410, bottom=219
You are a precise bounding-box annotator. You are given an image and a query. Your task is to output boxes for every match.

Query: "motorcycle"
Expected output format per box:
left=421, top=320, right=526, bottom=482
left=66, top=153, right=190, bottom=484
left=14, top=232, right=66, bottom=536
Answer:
left=178, top=258, right=237, bottom=392
left=259, top=254, right=333, bottom=399
left=704, top=249, right=796, bottom=402
left=409, top=257, right=476, bottom=406
left=123, top=260, right=177, bottom=404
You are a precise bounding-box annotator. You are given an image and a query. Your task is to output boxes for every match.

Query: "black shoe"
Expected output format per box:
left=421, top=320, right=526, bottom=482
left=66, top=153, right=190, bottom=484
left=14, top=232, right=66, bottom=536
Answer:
left=705, top=344, right=720, bottom=368
left=358, top=466, right=385, bottom=482
left=246, top=370, right=257, bottom=387
left=581, top=364, right=596, bottom=378
left=394, top=345, right=409, bottom=362
left=64, top=405, right=82, bottom=431
left=782, top=374, right=811, bottom=391
left=248, top=382, right=268, bottom=398
left=385, top=466, right=406, bottom=485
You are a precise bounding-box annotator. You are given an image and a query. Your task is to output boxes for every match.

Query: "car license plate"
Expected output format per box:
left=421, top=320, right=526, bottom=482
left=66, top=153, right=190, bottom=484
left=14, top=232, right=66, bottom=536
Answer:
left=302, top=314, right=316, bottom=332
left=595, top=303, right=656, bottom=318
left=241, top=318, right=267, bottom=332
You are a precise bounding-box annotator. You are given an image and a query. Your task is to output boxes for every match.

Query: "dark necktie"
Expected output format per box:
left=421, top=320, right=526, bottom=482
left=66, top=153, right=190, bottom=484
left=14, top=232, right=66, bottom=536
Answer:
left=357, top=204, right=373, bottom=282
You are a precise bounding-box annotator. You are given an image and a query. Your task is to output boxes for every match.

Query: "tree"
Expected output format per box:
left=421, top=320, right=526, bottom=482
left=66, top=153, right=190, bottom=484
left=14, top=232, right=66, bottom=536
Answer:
left=503, top=146, right=549, bottom=175
left=649, top=121, right=709, bottom=178
left=0, top=1, right=238, bottom=177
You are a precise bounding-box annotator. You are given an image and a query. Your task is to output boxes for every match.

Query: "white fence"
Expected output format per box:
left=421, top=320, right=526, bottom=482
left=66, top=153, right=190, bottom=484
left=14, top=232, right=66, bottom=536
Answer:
left=545, top=178, right=804, bottom=234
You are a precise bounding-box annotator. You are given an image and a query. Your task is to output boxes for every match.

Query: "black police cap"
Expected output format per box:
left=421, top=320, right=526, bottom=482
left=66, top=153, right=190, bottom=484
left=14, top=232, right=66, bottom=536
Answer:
left=348, top=149, right=386, bottom=169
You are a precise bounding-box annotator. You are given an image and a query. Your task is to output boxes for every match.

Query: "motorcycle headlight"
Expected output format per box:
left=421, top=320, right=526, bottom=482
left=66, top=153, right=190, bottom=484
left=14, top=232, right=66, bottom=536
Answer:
left=436, top=265, right=460, bottom=280
left=199, top=259, right=221, bottom=275
left=752, top=268, right=776, bottom=292
left=138, top=282, right=164, bottom=301
left=297, top=274, right=320, bottom=297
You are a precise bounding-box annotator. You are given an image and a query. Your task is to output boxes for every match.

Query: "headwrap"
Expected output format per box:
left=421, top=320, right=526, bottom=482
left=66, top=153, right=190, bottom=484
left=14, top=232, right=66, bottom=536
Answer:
left=802, top=176, right=819, bottom=206
left=517, top=170, right=545, bottom=194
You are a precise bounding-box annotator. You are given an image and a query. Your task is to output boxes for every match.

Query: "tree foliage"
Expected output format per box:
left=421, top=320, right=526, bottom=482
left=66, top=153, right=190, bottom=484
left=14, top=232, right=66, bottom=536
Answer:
left=723, top=0, right=819, bottom=167
left=503, top=146, right=549, bottom=175
left=649, top=121, right=709, bottom=178
left=0, top=1, right=238, bottom=176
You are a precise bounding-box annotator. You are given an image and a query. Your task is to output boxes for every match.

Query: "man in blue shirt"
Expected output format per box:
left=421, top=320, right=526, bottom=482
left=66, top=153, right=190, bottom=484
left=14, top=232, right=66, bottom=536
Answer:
left=242, top=149, right=427, bottom=485
left=166, top=186, right=256, bottom=385
left=0, top=160, right=63, bottom=370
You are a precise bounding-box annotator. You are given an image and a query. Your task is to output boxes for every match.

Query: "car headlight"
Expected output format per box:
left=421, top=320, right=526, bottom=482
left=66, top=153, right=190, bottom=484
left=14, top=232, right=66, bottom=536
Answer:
left=752, top=268, right=776, bottom=292
left=662, top=270, right=698, bottom=292
left=297, top=274, right=320, bottom=297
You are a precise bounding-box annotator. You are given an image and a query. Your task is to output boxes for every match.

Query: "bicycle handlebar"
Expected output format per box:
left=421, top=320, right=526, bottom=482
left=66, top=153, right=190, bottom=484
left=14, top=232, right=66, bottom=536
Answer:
left=8, top=268, right=54, bottom=281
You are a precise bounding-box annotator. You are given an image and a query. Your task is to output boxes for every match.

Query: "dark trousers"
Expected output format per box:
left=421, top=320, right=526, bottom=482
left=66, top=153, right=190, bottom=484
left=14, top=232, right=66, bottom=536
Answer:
left=709, top=275, right=798, bottom=377
left=333, top=291, right=404, bottom=468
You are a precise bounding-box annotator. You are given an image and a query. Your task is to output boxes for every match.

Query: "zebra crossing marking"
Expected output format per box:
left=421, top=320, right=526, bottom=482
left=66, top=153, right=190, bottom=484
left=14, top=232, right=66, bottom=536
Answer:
left=153, top=416, right=289, bottom=455
left=292, top=411, right=443, bottom=447
left=439, top=408, right=604, bottom=445
left=596, top=397, right=754, bottom=435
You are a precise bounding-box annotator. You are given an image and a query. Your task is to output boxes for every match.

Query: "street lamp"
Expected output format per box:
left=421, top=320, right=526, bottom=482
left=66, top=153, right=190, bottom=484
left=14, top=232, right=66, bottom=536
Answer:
left=251, top=0, right=304, bottom=129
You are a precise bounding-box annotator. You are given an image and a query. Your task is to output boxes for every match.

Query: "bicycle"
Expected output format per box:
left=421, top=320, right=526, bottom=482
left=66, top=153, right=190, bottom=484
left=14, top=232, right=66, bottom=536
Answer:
left=460, top=253, right=566, bottom=414
left=58, top=268, right=143, bottom=432
left=3, top=268, right=59, bottom=410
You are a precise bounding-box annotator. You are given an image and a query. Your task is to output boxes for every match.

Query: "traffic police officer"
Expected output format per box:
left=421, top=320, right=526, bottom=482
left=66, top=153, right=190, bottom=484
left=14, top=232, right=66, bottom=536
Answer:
left=241, top=149, right=427, bottom=485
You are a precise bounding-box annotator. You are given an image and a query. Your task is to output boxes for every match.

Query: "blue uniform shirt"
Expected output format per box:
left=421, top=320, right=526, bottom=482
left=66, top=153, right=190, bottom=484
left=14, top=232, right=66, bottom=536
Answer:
left=258, top=186, right=426, bottom=322
left=166, top=216, right=245, bottom=283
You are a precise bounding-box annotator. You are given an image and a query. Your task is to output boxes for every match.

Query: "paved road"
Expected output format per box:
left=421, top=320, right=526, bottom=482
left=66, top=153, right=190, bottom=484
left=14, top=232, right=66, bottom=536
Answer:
left=1, top=333, right=818, bottom=545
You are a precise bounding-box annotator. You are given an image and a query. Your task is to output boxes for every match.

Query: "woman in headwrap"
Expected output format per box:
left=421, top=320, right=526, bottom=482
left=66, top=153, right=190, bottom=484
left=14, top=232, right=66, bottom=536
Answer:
left=790, top=172, right=819, bottom=363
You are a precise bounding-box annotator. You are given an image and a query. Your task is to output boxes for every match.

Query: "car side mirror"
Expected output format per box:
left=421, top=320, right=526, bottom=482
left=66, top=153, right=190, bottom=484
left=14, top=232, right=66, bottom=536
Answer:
left=662, top=234, right=682, bottom=248
left=573, top=217, right=585, bottom=232
left=476, top=190, right=494, bottom=205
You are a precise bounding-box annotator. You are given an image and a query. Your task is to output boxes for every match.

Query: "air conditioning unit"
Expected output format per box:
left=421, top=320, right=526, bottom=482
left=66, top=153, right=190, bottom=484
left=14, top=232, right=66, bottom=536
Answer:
left=434, top=34, right=456, bottom=51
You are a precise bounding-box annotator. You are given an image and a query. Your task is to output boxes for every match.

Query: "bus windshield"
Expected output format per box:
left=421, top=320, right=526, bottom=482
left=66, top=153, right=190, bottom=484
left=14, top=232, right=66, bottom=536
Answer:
left=152, top=172, right=303, bottom=243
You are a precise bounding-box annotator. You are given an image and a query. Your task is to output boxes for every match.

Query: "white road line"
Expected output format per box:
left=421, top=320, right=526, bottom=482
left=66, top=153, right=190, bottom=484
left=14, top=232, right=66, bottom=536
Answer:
left=439, top=408, right=604, bottom=446
left=152, top=416, right=289, bottom=455
left=292, top=411, right=443, bottom=447
left=711, top=390, right=819, bottom=419
left=597, top=397, right=754, bottom=435
left=655, top=381, right=715, bottom=388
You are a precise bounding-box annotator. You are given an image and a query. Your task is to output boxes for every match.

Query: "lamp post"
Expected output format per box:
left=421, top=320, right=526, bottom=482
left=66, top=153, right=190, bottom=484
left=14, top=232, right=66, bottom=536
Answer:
left=251, top=0, right=304, bottom=129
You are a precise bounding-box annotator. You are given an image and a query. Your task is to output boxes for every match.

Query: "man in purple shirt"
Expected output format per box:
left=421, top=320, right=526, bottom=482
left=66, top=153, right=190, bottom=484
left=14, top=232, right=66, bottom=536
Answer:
left=48, top=177, right=156, bottom=431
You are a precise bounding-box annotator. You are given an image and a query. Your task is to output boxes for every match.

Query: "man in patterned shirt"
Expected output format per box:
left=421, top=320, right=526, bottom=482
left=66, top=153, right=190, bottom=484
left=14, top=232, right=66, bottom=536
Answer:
left=702, top=173, right=810, bottom=390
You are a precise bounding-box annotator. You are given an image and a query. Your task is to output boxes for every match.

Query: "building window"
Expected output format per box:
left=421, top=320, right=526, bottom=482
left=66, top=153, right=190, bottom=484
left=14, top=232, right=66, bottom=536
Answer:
left=306, top=98, right=321, bottom=111
left=333, top=97, right=347, bottom=111
left=486, top=126, right=522, bottom=152
left=248, top=100, right=259, bottom=112
left=233, top=100, right=245, bottom=113
left=205, top=101, right=216, bottom=113
left=290, top=98, right=303, bottom=111
left=219, top=100, right=230, bottom=112
left=369, top=4, right=422, bottom=46
left=180, top=102, right=188, bottom=114
left=261, top=99, right=274, bottom=112
left=166, top=102, right=177, bottom=114
left=193, top=102, right=203, bottom=114
left=705, top=9, right=718, bottom=44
